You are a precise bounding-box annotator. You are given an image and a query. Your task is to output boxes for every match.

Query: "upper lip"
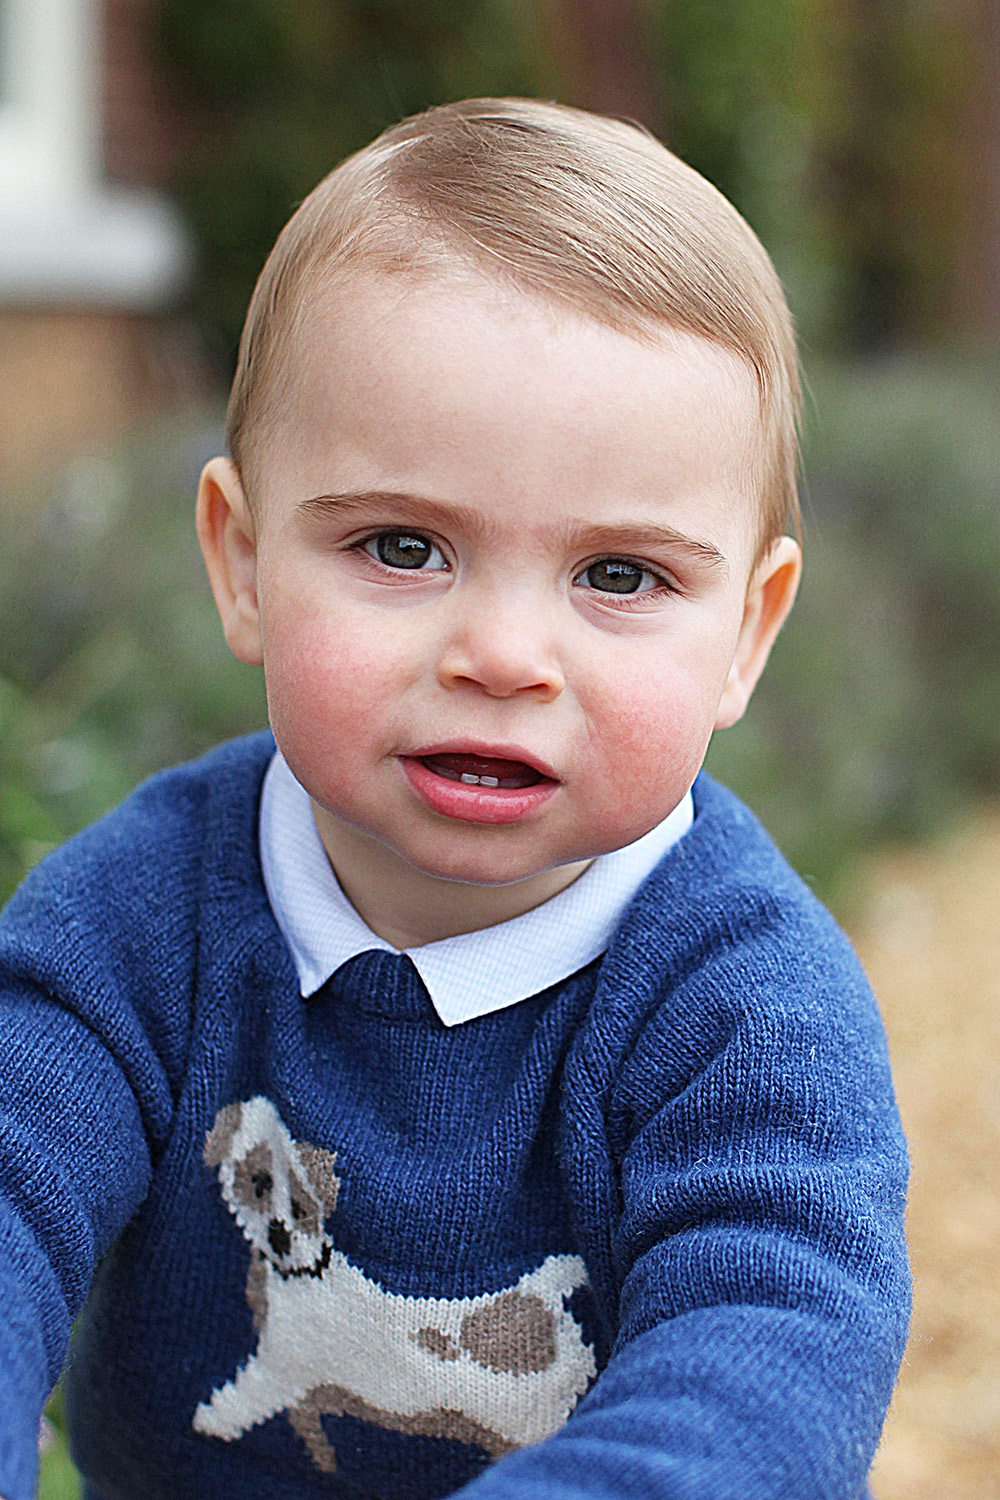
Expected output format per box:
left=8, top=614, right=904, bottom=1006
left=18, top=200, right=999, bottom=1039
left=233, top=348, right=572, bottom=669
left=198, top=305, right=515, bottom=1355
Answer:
left=403, top=741, right=561, bottom=782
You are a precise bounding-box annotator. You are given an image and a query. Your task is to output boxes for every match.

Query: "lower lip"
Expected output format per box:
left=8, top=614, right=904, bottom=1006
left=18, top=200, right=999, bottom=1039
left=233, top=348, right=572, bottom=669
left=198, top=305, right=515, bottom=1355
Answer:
left=399, top=757, right=559, bottom=825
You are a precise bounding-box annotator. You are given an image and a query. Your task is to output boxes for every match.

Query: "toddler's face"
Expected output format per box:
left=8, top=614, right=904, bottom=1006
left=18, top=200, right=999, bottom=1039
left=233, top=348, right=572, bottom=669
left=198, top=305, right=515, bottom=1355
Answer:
left=203, top=269, right=797, bottom=905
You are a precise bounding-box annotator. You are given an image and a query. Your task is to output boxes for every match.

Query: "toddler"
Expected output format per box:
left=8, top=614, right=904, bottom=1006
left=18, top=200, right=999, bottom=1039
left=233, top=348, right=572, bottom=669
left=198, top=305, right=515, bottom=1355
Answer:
left=0, top=98, right=909, bottom=1500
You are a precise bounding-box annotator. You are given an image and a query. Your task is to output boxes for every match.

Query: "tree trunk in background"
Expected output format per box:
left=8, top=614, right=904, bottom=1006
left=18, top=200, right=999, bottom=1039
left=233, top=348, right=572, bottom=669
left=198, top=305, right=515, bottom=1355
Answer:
left=540, top=0, right=664, bottom=134
left=823, top=0, right=999, bottom=351
left=961, top=0, right=1000, bottom=342
left=822, top=0, right=911, bottom=351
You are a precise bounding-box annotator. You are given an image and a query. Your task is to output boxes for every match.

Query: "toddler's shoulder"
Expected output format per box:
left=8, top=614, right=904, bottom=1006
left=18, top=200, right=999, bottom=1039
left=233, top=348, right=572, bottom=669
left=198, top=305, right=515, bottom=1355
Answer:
left=592, top=773, right=885, bottom=1093
left=0, top=733, right=277, bottom=1153
left=590, top=776, right=903, bottom=1159
left=590, top=774, right=905, bottom=1128
left=629, top=771, right=865, bottom=995
left=0, top=730, right=275, bottom=982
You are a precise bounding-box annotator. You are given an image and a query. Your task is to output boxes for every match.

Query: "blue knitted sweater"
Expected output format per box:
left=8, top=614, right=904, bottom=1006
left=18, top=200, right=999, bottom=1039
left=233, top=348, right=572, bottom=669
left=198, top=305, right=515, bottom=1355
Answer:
left=0, top=733, right=909, bottom=1500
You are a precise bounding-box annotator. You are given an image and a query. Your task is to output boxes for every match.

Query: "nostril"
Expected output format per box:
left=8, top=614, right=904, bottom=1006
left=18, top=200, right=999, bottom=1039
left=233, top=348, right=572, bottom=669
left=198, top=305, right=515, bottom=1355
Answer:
left=268, top=1219, right=291, bottom=1257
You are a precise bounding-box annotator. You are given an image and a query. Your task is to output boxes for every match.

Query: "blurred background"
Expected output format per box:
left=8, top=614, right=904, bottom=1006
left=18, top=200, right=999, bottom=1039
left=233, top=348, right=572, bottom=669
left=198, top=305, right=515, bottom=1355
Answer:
left=0, top=1, right=997, bottom=1496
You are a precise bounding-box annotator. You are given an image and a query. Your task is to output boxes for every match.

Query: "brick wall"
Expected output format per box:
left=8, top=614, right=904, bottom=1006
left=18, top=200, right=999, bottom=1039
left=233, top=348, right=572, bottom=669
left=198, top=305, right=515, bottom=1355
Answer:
left=0, top=308, right=206, bottom=496
left=101, top=0, right=190, bottom=188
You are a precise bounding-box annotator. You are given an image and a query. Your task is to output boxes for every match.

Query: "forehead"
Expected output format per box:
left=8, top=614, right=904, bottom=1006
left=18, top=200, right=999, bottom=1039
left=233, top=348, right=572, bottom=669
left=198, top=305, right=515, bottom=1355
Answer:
left=262, top=267, right=762, bottom=550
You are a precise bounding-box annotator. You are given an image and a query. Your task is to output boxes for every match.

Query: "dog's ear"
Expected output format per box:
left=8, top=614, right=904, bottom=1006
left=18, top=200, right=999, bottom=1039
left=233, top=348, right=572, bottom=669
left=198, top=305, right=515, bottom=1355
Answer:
left=204, top=1101, right=244, bottom=1168
left=299, top=1143, right=340, bottom=1212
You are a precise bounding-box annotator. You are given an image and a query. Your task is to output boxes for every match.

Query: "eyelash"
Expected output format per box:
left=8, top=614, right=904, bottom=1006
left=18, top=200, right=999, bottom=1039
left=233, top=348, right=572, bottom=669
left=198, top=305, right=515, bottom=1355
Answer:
left=574, top=558, right=678, bottom=603
left=357, top=531, right=449, bottom=573
left=351, top=530, right=678, bottom=603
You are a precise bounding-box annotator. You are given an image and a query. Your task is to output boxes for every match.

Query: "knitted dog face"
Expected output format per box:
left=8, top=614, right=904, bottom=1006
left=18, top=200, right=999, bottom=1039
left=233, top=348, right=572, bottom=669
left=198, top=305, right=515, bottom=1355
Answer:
left=204, top=1097, right=341, bottom=1275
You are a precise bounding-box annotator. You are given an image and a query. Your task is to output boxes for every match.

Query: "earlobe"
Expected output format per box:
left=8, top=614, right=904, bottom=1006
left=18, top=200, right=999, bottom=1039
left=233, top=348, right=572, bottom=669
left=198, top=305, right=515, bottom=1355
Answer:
left=714, top=535, right=801, bottom=730
left=196, top=457, right=264, bottom=667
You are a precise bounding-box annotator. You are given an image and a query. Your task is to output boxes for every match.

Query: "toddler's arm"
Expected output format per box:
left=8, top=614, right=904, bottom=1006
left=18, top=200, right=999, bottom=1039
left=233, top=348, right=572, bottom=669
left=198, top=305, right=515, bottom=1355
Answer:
left=457, top=918, right=910, bottom=1499
left=0, top=852, right=175, bottom=1500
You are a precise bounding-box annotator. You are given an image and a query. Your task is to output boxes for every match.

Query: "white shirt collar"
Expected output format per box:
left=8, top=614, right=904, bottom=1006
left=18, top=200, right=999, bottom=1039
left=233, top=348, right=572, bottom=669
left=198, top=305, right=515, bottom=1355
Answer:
left=259, top=750, right=692, bottom=1028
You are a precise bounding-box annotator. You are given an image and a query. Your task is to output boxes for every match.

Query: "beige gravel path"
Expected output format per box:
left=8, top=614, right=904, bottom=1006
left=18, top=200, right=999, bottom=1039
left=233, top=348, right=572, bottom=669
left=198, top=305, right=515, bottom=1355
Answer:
left=851, top=812, right=1000, bottom=1498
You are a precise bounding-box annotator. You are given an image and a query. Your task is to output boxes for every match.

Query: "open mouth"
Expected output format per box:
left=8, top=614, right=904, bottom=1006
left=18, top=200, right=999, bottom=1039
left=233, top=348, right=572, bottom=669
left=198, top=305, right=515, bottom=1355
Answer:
left=400, top=748, right=559, bottom=825
left=418, top=753, right=546, bottom=790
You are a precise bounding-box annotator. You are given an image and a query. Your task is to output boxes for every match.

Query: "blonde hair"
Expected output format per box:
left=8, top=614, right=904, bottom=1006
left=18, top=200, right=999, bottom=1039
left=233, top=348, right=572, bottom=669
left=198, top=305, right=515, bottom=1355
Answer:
left=228, top=97, right=800, bottom=549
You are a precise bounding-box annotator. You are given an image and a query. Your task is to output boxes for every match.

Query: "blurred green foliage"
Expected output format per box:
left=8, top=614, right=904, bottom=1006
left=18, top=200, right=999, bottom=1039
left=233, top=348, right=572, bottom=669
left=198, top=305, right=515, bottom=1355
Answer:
left=0, top=426, right=267, bottom=907
left=160, top=0, right=554, bottom=358
left=643, top=0, right=806, bottom=232
left=706, top=354, right=1000, bottom=904
left=39, top=1390, right=79, bottom=1500
left=642, top=0, right=976, bottom=350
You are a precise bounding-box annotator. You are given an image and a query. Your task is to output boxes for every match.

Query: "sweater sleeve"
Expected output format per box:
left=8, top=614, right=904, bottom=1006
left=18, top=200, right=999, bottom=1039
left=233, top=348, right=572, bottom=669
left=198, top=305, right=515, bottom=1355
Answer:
left=0, top=980, right=153, bottom=1500
left=0, top=830, right=193, bottom=1500
left=456, top=916, right=911, bottom=1500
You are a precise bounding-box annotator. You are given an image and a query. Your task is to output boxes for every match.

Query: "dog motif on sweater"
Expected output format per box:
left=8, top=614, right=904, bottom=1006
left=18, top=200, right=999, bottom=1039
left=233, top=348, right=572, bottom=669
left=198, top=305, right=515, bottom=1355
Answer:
left=193, top=1097, right=596, bottom=1473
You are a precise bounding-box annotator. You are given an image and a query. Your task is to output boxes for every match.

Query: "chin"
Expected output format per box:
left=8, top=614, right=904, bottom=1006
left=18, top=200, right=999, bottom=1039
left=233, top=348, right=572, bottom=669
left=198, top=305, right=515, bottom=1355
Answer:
left=395, top=834, right=564, bottom=890
left=409, top=855, right=549, bottom=889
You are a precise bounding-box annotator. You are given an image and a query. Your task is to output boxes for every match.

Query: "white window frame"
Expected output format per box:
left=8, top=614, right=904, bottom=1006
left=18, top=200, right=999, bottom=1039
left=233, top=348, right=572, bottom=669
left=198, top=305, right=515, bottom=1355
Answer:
left=0, top=0, right=191, bottom=308
left=0, top=0, right=99, bottom=211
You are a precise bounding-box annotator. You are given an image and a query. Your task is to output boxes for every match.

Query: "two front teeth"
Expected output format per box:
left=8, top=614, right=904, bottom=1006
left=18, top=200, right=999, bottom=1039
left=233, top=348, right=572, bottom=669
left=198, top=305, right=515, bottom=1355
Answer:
left=433, top=766, right=518, bottom=789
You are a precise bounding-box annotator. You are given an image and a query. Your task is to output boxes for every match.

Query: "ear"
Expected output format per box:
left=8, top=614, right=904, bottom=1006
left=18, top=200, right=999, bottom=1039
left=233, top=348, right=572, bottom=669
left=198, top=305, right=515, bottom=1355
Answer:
left=298, top=1143, right=341, bottom=1213
left=714, top=535, right=801, bottom=730
left=196, top=457, right=264, bottom=667
left=204, top=1100, right=244, bottom=1169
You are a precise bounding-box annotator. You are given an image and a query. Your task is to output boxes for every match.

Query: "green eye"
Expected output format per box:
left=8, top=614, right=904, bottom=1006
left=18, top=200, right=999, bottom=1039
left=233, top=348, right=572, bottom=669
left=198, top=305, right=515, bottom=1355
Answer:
left=375, top=533, right=433, bottom=569
left=584, top=559, right=646, bottom=594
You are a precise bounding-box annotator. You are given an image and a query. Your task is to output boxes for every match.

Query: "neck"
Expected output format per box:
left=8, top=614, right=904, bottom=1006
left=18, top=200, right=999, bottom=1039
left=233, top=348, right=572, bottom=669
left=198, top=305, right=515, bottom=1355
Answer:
left=309, top=802, right=592, bottom=949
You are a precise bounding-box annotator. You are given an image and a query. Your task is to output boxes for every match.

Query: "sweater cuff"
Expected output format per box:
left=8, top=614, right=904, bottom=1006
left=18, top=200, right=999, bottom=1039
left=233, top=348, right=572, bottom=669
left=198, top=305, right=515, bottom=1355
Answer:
left=0, top=1319, right=49, bottom=1500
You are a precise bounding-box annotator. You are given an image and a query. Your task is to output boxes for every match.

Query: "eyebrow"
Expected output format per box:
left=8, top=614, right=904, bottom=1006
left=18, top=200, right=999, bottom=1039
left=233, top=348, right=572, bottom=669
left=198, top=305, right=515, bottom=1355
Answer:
left=298, top=490, right=729, bottom=572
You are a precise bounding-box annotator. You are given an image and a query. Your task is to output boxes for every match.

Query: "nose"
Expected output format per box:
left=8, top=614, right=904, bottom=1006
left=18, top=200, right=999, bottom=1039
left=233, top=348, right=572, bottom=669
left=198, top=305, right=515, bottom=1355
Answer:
left=436, top=591, right=565, bottom=701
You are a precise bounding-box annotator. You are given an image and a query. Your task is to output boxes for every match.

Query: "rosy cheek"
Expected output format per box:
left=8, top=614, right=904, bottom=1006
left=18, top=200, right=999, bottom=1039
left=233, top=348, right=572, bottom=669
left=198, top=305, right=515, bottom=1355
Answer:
left=262, top=610, right=387, bottom=756
left=580, top=668, right=719, bottom=829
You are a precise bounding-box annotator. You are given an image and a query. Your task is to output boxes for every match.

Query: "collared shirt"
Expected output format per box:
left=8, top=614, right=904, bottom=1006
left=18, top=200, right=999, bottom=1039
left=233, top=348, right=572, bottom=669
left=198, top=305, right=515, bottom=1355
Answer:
left=259, top=750, right=692, bottom=1028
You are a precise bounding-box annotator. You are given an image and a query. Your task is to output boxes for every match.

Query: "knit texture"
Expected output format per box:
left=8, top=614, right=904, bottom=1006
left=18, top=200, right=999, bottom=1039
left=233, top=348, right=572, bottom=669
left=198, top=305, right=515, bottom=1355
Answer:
left=0, top=732, right=910, bottom=1500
